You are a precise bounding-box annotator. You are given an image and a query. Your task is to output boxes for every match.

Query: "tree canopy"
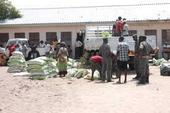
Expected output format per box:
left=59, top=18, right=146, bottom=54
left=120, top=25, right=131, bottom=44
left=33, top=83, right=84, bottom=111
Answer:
left=0, top=0, right=22, bottom=20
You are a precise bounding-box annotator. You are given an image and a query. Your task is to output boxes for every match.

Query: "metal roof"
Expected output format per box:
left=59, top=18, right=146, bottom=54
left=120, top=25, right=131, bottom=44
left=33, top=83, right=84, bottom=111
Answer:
left=1, top=3, right=170, bottom=26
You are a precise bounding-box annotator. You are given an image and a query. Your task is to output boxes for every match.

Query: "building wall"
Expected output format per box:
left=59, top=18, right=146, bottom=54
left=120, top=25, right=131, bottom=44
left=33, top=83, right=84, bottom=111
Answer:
left=1, top=20, right=170, bottom=58
left=129, top=21, right=170, bottom=57
left=0, top=25, right=86, bottom=57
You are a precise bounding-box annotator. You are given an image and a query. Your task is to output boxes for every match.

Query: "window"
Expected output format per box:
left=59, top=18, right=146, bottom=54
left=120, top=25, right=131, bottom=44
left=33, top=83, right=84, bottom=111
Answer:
left=61, top=32, right=72, bottom=47
left=162, top=29, right=170, bottom=44
left=128, top=30, right=137, bottom=36
left=29, top=32, right=40, bottom=45
left=0, top=33, right=9, bottom=47
left=15, top=33, right=25, bottom=38
left=145, top=30, right=157, bottom=36
left=46, top=32, right=57, bottom=43
left=145, top=30, right=157, bottom=45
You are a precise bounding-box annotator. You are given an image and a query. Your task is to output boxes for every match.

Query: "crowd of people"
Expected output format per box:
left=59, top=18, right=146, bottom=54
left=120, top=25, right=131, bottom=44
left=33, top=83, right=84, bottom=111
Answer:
left=90, top=34, right=153, bottom=85
left=0, top=39, right=72, bottom=75
left=5, top=39, right=72, bottom=60
left=0, top=16, right=156, bottom=84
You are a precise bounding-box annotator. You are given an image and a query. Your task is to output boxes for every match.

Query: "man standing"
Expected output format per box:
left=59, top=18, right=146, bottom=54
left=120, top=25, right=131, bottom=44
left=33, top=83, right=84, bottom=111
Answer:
left=116, top=16, right=124, bottom=36
left=132, top=34, right=140, bottom=80
left=117, top=37, right=129, bottom=83
left=27, top=46, right=40, bottom=60
left=99, top=37, right=112, bottom=82
left=138, top=35, right=153, bottom=84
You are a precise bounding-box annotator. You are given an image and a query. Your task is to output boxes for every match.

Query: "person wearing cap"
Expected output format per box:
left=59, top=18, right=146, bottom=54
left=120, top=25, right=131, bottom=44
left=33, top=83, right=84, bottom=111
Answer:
left=99, top=34, right=112, bottom=82
left=138, top=35, right=153, bottom=84
left=132, top=34, right=140, bottom=80
left=116, top=36, right=129, bottom=83
left=57, top=41, right=69, bottom=77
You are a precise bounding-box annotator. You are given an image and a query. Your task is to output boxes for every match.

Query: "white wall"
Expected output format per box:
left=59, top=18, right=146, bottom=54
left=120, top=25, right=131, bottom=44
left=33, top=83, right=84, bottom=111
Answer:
left=1, top=21, right=170, bottom=58
left=0, top=25, right=86, bottom=58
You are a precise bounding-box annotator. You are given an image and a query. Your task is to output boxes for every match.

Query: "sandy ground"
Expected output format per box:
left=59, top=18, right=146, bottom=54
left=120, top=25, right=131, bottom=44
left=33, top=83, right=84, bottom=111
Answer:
left=0, top=66, right=170, bottom=113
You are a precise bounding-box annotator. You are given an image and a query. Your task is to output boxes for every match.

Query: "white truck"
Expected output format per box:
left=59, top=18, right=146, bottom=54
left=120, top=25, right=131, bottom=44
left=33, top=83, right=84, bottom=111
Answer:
left=5, top=38, right=46, bottom=58
left=84, top=25, right=157, bottom=53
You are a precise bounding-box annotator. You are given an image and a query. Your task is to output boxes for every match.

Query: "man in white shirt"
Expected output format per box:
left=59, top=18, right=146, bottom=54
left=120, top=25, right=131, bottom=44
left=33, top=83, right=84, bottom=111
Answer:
left=75, top=39, right=83, bottom=59
left=45, top=42, right=52, bottom=57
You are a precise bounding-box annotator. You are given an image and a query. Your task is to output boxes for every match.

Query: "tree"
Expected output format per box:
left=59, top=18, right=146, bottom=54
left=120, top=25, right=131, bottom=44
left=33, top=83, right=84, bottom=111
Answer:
left=0, top=0, right=22, bottom=20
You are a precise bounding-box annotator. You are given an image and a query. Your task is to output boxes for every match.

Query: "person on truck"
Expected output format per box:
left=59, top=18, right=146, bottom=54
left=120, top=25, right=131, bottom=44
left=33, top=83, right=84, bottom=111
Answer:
left=122, top=18, right=129, bottom=36
left=116, top=16, right=124, bottom=36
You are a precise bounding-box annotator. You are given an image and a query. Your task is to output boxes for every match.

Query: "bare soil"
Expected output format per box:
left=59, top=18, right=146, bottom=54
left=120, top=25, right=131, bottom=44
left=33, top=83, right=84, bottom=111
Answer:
left=0, top=66, right=170, bottom=113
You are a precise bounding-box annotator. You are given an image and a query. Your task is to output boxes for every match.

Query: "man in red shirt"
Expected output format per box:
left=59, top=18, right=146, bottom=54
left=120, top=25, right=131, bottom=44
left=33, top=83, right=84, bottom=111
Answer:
left=116, top=16, right=124, bottom=36
left=90, top=54, right=103, bottom=80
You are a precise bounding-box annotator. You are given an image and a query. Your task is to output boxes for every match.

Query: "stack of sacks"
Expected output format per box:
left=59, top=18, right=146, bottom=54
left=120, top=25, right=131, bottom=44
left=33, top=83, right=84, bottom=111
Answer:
left=153, top=58, right=167, bottom=66
left=67, top=68, right=78, bottom=77
left=67, top=68, right=88, bottom=79
left=84, top=70, right=100, bottom=80
left=27, top=57, right=57, bottom=80
left=7, top=51, right=27, bottom=73
left=67, top=58, right=79, bottom=69
left=39, top=57, right=58, bottom=77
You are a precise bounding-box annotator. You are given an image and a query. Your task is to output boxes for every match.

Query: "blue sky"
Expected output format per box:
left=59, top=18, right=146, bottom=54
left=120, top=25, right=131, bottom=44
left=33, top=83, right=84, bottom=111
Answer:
left=9, top=0, right=170, bottom=9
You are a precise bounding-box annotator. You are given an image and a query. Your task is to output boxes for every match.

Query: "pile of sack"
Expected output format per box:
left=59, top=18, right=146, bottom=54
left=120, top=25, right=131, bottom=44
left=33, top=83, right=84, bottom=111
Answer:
left=153, top=58, right=167, bottom=66
left=67, top=68, right=100, bottom=80
left=67, top=58, right=79, bottom=69
left=27, top=57, right=57, bottom=80
left=7, top=51, right=27, bottom=73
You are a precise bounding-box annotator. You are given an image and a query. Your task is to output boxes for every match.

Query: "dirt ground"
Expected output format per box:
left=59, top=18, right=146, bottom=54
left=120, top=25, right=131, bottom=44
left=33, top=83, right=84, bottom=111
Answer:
left=0, top=66, right=170, bottom=113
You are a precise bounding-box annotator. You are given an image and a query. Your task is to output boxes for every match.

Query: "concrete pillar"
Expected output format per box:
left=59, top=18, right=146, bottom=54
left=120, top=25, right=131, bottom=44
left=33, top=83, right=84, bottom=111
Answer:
left=157, top=29, right=162, bottom=58
left=25, top=32, right=29, bottom=39
left=9, top=32, right=14, bottom=39
left=72, top=31, right=77, bottom=58
left=40, top=32, right=46, bottom=42
left=57, top=32, right=61, bottom=42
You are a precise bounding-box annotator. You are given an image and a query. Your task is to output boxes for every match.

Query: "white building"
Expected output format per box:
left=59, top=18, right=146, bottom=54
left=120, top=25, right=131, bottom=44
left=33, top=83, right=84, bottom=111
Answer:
left=1, top=3, right=170, bottom=58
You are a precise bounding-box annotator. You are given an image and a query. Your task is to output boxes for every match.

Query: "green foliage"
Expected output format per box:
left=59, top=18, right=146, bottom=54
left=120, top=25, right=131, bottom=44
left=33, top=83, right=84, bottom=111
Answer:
left=101, top=31, right=111, bottom=38
left=0, top=0, right=22, bottom=20
left=80, top=51, right=91, bottom=68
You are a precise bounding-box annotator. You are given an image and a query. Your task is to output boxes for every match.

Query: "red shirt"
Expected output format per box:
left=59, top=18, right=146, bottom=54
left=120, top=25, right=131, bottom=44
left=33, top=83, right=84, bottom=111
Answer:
left=8, top=44, right=16, bottom=56
left=116, top=20, right=124, bottom=33
left=90, top=55, right=103, bottom=63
